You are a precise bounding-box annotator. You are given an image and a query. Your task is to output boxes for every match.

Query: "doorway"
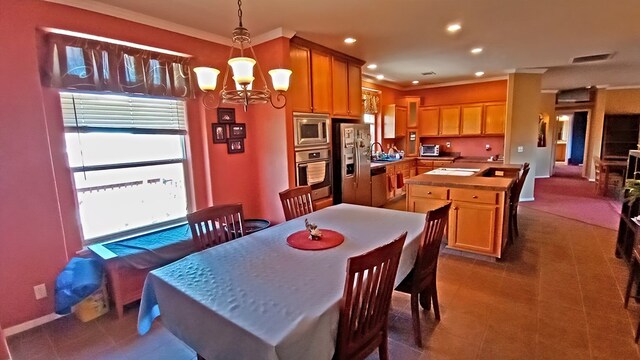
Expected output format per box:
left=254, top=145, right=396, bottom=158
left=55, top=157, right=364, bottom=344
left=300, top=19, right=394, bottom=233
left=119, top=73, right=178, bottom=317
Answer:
left=553, top=110, right=589, bottom=178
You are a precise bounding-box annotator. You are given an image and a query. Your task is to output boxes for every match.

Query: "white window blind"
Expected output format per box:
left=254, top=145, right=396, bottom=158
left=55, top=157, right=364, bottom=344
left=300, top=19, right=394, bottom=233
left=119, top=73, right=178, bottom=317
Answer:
left=61, top=92, right=186, bottom=131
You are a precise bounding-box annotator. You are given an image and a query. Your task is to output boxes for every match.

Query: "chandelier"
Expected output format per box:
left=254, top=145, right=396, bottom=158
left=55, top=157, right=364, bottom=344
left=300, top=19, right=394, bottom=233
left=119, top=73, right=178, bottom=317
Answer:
left=193, top=0, right=292, bottom=111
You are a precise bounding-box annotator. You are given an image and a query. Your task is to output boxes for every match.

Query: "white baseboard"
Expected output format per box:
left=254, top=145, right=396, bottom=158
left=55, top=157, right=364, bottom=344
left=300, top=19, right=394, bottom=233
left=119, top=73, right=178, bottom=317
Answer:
left=520, top=197, right=535, bottom=202
left=5, top=313, right=64, bottom=336
left=535, top=175, right=550, bottom=179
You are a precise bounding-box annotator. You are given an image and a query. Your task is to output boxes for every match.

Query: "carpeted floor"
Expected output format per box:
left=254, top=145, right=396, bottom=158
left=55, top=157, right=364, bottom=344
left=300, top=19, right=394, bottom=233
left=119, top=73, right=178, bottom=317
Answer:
left=522, top=169, right=622, bottom=230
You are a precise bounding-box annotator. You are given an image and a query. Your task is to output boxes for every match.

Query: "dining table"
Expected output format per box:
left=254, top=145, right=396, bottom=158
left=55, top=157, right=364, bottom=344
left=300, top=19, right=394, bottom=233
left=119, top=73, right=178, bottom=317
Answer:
left=137, top=203, right=427, bottom=360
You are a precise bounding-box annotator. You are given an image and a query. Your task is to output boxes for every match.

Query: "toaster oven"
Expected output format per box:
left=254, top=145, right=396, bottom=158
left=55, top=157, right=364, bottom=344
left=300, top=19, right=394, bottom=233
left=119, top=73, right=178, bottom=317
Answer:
left=420, top=144, right=440, bottom=157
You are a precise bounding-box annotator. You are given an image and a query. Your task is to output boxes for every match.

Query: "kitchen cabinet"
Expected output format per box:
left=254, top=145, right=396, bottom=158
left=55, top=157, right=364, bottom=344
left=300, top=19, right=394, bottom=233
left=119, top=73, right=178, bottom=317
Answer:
left=440, top=106, right=461, bottom=135
left=406, top=97, right=420, bottom=128
left=449, top=196, right=499, bottom=255
left=331, top=57, right=349, bottom=116
left=332, top=58, right=363, bottom=117
left=407, top=130, right=419, bottom=157
left=311, top=50, right=332, bottom=113
left=418, top=107, right=439, bottom=136
left=383, top=105, right=407, bottom=139
left=407, top=185, right=449, bottom=213
left=289, top=44, right=312, bottom=112
left=461, top=105, right=483, bottom=135
left=288, top=44, right=331, bottom=113
left=347, top=63, right=363, bottom=117
left=484, top=103, right=506, bottom=135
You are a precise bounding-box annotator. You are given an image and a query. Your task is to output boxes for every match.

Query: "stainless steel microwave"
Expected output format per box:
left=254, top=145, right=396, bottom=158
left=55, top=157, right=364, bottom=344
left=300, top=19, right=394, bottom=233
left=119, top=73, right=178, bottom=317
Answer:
left=420, top=144, right=440, bottom=157
left=293, top=113, right=329, bottom=148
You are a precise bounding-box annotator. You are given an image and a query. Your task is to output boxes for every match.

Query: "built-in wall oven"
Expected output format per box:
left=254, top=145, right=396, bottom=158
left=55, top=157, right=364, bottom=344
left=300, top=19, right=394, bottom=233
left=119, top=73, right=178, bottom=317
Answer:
left=293, top=112, right=330, bottom=148
left=295, top=147, right=331, bottom=200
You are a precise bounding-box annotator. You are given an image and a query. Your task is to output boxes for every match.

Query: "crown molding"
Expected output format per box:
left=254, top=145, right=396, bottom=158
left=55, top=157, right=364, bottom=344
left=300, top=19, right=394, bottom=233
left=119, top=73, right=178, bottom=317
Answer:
left=251, top=27, right=296, bottom=45
left=411, top=76, right=509, bottom=89
left=606, top=85, right=640, bottom=90
left=505, top=68, right=548, bottom=74
left=45, top=0, right=232, bottom=45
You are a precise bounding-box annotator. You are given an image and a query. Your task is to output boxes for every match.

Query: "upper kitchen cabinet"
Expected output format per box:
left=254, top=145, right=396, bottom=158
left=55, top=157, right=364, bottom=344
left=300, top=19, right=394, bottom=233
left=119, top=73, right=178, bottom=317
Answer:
left=332, top=57, right=363, bottom=117
left=418, top=107, right=439, bottom=136
left=383, top=105, right=407, bottom=139
left=310, top=50, right=332, bottom=113
left=440, top=106, right=461, bottom=135
left=290, top=37, right=365, bottom=117
left=405, top=97, right=420, bottom=128
left=484, top=102, right=506, bottom=135
left=289, top=44, right=312, bottom=112
left=461, top=104, right=483, bottom=135
left=347, top=63, right=363, bottom=117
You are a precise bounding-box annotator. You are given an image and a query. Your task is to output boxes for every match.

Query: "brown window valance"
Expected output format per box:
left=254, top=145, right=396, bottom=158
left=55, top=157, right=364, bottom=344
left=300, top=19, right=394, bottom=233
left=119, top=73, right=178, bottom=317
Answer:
left=363, top=89, right=380, bottom=114
left=44, top=33, right=193, bottom=98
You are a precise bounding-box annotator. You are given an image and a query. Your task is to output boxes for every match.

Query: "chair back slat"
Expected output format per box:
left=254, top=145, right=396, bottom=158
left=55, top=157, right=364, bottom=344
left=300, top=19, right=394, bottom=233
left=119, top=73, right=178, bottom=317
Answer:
left=412, top=203, right=451, bottom=291
left=279, top=186, right=314, bottom=221
left=187, top=204, right=244, bottom=251
left=511, top=162, right=531, bottom=205
left=335, top=232, right=406, bottom=360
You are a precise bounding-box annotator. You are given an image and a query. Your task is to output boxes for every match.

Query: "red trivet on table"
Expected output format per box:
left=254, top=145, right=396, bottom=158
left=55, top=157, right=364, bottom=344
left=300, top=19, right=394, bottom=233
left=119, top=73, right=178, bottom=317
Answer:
left=286, top=229, right=345, bottom=251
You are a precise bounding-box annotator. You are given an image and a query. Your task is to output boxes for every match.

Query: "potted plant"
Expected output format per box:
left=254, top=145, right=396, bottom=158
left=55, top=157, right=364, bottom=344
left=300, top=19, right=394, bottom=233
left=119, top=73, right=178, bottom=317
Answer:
left=624, top=179, right=640, bottom=218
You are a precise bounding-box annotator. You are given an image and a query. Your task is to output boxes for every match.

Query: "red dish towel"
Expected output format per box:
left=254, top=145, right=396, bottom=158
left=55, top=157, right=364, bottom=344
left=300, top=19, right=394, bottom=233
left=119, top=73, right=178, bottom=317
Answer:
left=397, top=172, right=404, bottom=188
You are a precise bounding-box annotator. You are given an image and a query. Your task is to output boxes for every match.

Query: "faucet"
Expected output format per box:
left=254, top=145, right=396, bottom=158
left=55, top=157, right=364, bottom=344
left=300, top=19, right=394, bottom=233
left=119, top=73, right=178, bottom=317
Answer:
left=371, top=142, right=384, bottom=159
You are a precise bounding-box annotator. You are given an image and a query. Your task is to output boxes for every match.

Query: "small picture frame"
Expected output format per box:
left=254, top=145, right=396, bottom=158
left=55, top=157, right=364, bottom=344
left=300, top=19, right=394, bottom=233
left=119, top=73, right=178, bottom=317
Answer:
left=217, top=108, right=236, bottom=123
left=212, top=124, right=227, bottom=143
left=228, top=123, right=246, bottom=139
left=227, top=139, right=245, bottom=154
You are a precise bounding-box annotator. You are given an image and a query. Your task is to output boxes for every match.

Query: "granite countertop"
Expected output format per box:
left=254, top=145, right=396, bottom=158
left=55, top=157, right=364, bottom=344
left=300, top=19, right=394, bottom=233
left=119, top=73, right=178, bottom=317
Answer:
left=405, top=163, right=521, bottom=191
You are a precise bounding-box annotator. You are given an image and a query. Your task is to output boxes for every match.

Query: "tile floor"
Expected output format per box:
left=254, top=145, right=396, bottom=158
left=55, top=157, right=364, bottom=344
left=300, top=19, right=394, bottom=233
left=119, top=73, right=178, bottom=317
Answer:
left=8, top=206, right=640, bottom=360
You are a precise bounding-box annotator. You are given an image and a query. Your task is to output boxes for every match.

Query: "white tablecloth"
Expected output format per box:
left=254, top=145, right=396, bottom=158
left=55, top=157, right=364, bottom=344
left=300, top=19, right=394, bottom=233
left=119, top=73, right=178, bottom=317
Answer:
left=138, top=204, right=426, bottom=360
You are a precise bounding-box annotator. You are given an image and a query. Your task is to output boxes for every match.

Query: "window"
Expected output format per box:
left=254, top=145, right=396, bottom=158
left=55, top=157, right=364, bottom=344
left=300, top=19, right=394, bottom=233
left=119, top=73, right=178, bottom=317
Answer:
left=60, top=92, right=189, bottom=243
left=364, top=113, right=376, bottom=144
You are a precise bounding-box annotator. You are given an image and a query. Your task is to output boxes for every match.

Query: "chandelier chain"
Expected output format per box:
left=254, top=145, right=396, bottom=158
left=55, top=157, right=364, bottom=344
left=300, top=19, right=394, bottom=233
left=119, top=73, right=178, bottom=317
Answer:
left=237, top=0, right=243, bottom=27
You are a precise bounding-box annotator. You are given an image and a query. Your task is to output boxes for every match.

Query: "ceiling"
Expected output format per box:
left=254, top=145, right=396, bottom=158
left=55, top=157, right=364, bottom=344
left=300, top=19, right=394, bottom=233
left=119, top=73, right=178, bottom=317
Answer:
left=54, top=0, right=640, bottom=90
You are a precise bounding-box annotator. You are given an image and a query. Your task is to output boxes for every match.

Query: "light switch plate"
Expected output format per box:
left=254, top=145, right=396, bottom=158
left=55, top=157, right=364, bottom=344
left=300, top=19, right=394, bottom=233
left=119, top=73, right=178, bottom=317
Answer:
left=34, top=284, right=47, bottom=300
left=446, top=141, right=451, bottom=148
left=517, top=146, right=524, bottom=153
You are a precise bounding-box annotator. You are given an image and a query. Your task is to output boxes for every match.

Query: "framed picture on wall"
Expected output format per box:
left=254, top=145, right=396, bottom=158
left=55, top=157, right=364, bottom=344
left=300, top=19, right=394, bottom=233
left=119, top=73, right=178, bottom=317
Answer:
left=212, top=124, right=227, bottom=144
left=228, top=123, right=246, bottom=139
left=227, top=139, right=244, bottom=154
left=217, top=108, right=236, bottom=123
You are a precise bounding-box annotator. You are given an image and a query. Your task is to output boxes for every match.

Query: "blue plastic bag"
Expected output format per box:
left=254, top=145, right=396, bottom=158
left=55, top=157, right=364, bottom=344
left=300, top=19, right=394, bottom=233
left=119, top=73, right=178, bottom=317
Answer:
left=54, top=257, right=103, bottom=315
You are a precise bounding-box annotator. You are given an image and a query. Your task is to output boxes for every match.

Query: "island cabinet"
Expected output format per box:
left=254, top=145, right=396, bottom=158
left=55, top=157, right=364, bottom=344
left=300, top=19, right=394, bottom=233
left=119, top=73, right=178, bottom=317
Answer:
left=405, top=164, right=517, bottom=258
left=449, top=188, right=505, bottom=255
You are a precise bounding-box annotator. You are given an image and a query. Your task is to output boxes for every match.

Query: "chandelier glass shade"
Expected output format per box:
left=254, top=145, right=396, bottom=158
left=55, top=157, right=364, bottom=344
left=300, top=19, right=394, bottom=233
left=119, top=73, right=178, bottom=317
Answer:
left=193, top=0, right=292, bottom=111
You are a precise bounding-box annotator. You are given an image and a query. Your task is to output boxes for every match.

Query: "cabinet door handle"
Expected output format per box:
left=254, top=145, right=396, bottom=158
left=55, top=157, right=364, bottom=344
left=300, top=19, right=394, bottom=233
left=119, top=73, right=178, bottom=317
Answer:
left=472, top=195, right=478, bottom=199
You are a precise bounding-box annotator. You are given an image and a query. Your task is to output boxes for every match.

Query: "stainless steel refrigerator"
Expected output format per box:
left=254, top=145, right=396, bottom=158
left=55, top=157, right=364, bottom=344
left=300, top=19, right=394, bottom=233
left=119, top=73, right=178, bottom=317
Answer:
left=332, top=123, right=372, bottom=206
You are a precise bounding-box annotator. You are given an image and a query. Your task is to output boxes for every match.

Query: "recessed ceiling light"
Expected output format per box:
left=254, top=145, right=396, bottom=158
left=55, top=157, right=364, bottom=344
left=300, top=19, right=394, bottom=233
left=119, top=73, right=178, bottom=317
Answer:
left=376, top=74, right=384, bottom=80
left=344, top=37, right=357, bottom=44
left=367, top=64, right=378, bottom=70
left=471, top=47, right=483, bottom=54
left=475, top=71, right=485, bottom=77
left=412, top=80, right=419, bottom=84
left=447, top=23, right=462, bottom=33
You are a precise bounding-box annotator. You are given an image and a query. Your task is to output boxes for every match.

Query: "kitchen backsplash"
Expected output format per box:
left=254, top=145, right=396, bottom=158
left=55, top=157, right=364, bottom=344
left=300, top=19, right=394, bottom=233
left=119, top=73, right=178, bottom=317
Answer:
left=420, top=136, right=504, bottom=158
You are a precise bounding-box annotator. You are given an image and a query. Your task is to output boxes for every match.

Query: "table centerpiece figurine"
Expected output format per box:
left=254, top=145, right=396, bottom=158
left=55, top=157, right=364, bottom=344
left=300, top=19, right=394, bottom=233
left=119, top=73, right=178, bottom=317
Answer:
left=304, top=219, right=323, bottom=240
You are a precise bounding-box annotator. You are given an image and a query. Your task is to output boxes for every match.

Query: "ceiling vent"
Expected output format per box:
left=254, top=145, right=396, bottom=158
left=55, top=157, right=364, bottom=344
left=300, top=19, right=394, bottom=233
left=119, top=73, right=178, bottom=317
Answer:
left=421, top=71, right=436, bottom=76
left=571, top=53, right=613, bottom=64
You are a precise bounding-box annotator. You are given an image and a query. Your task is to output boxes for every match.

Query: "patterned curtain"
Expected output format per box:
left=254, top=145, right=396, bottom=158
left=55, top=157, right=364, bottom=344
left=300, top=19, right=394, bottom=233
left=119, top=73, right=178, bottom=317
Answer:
left=44, top=33, right=193, bottom=98
left=363, top=90, right=380, bottom=114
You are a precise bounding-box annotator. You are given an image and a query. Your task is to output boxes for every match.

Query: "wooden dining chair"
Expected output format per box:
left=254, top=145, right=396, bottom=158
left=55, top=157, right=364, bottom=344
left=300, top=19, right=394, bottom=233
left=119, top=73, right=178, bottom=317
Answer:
left=335, top=232, right=407, bottom=360
left=279, top=186, right=314, bottom=221
left=509, top=163, right=530, bottom=243
left=395, top=203, right=451, bottom=347
left=187, top=204, right=245, bottom=251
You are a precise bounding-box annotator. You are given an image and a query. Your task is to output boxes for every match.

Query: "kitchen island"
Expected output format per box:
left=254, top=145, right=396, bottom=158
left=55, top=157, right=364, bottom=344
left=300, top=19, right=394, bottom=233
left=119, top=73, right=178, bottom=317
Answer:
left=405, top=162, right=522, bottom=259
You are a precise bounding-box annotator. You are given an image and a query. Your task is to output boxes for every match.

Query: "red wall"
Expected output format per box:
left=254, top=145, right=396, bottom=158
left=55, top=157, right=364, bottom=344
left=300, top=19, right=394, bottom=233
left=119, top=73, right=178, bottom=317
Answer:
left=0, top=0, right=289, bottom=328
